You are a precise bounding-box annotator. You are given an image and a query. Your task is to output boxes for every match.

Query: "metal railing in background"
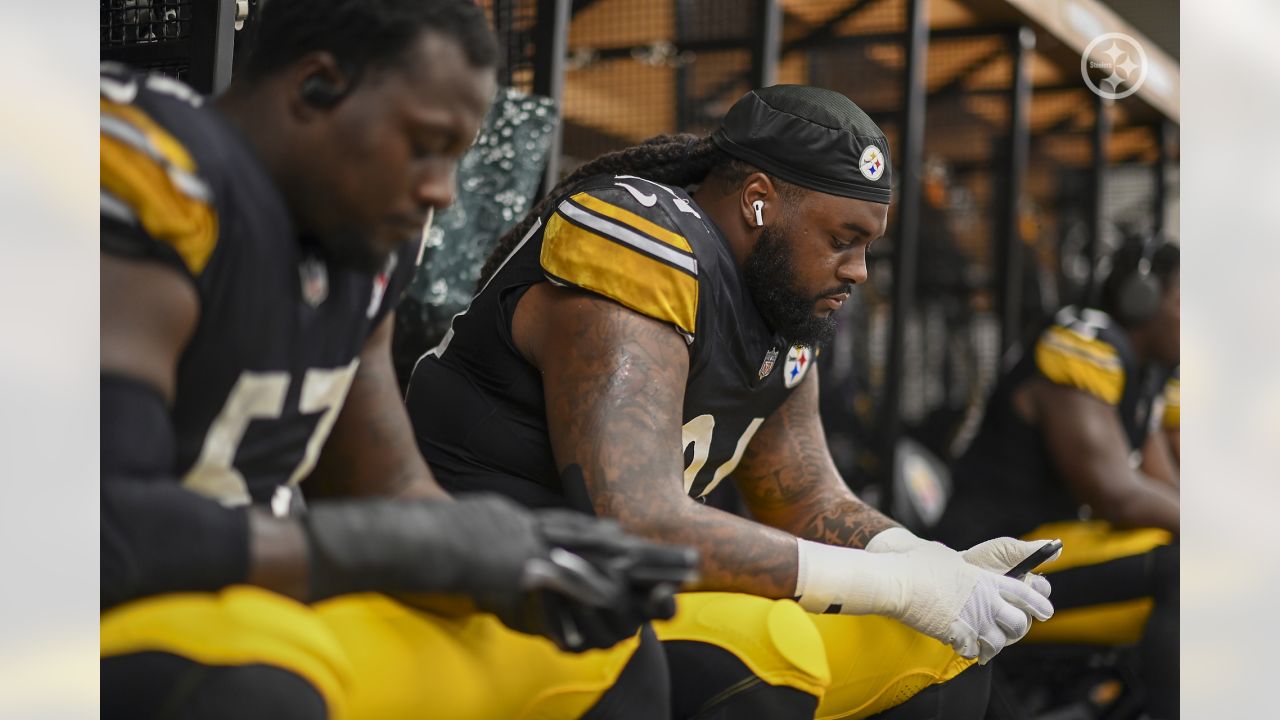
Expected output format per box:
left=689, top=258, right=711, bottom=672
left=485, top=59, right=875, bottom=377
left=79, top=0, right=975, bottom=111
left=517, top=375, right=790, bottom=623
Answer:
left=97, top=0, right=1178, bottom=510
left=100, top=0, right=241, bottom=94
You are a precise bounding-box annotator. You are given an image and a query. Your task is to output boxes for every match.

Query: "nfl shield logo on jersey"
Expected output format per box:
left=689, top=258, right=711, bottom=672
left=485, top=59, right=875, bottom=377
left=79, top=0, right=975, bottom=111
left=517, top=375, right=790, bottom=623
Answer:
left=299, top=256, right=329, bottom=308
left=757, top=347, right=779, bottom=380
left=783, top=345, right=812, bottom=388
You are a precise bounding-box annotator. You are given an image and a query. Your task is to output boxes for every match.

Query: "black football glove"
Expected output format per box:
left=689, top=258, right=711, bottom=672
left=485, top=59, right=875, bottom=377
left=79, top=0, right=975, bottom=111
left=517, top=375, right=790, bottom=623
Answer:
left=478, top=508, right=698, bottom=651
left=303, top=495, right=697, bottom=651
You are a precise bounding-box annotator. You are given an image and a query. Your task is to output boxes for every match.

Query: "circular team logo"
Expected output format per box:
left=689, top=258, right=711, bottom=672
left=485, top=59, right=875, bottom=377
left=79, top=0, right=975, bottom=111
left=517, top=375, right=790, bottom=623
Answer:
left=1080, top=33, right=1147, bottom=100
left=783, top=345, right=812, bottom=389
left=859, top=145, right=885, bottom=182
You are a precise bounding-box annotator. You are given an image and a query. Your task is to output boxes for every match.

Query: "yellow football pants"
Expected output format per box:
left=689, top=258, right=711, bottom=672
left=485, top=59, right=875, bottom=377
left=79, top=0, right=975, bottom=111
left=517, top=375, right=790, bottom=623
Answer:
left=101, top=587, right=642, bottom=720
left=654, top=592, right=976, bottom=720
left=1021, top=520, right=1173, bottom=645
left=102, top=589, right=974, bottom=720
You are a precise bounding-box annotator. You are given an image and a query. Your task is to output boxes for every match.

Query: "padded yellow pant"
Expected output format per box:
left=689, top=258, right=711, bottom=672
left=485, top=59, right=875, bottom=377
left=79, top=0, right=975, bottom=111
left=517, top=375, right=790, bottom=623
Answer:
left=1021, top=521, right=1173, bottom=645
left=102, top=588, right=973, bottom=720
left=655, top=593, right=975, bottom=720
left=100, top=587, right=641, bottom=720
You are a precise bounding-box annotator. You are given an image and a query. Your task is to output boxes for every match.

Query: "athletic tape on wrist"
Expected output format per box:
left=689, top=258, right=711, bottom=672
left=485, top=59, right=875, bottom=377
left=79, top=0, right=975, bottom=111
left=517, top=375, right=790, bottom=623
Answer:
left=795, top=539, right=859, bottom=614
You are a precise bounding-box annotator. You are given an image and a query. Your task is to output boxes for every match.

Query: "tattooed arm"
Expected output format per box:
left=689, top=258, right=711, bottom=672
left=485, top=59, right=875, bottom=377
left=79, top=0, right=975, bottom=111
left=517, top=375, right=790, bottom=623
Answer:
left=513, top=283, right=800, bottom=597
left=733, top=365, right=899, bottom=548
left=306, top=311, right=449, bottom=501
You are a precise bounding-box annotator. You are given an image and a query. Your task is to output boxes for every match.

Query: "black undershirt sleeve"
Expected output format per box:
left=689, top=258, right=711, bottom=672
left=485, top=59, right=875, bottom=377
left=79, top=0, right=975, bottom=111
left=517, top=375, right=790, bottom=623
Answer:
left=101, top=374, right=250, bottom=610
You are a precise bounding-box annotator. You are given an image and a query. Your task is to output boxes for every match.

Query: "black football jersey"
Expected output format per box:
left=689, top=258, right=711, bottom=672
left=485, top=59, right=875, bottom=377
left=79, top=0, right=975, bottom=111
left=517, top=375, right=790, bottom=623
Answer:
left=407, top=174, right=816, bottom=508
left=934, top=306, right=1172, bottom=546
left=100, top=64, right=417, bottom=509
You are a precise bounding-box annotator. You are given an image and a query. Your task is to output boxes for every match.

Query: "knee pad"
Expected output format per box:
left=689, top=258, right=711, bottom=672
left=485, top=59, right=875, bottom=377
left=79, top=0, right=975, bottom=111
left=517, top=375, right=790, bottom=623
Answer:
left=653, top=593, right=830, bottom=701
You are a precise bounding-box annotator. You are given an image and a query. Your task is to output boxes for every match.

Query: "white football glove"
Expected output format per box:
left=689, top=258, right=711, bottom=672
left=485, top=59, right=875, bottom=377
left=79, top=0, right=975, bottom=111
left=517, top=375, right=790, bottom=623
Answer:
left=867, top=528, right=1058, bottom=596
left=960, top=536, right=1061, bottom=599
left=864, top=528, right=1059, bottom=660
left=796, top=535, right=1054, bottom=665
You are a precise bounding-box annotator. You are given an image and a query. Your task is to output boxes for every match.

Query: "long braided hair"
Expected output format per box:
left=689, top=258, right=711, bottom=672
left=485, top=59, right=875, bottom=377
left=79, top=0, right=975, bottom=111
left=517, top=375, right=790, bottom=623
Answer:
left=477, top=133, right=728, bottom=287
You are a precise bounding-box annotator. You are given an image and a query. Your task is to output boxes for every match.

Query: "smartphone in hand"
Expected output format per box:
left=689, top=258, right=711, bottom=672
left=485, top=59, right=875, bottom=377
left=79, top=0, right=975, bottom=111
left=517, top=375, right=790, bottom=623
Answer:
left=1005, top=539, right=1064, bottom=579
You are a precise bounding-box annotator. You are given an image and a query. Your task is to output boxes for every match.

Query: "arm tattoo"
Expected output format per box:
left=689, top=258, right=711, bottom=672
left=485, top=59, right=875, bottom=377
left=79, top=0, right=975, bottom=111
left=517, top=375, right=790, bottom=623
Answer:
left=734, top=368, right=899, bottom=549
left=537, top=289, right=799, bottom=598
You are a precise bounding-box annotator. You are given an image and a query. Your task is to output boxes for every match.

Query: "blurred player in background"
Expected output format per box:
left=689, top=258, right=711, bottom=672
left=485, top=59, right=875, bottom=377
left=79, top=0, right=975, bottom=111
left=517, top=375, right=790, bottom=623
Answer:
left=1161, top=366, right=1180, bottom=465
left=100, top=1, right=695, bottom=718
left=935, top=240, right=1180, bottom=719
left=408, top=85, right=1058, bottom=720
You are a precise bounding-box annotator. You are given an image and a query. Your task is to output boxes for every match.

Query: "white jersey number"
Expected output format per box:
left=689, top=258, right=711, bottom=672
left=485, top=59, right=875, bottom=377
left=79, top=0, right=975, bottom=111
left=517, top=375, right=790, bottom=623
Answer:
left=681, top=415, right=765, bottom=498
left=182, top=362, right=359, bottom=506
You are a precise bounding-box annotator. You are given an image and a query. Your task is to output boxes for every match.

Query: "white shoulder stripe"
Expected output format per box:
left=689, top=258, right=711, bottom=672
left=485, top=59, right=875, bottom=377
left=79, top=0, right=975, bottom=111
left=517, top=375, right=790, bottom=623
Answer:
left=100, top=114, right=153, bottom=155
left=168, top=165, right=212, bottom=203
left=101, top=113, right=212, bottom=204
left=557, top=199, right=698, bottom=276
left=100, top=189, right=136, bottom=224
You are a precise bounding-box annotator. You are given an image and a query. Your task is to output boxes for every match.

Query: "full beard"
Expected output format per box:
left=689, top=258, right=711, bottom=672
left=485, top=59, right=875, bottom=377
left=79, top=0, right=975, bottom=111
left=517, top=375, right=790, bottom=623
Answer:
left=742, top=224, right=844, bottom=348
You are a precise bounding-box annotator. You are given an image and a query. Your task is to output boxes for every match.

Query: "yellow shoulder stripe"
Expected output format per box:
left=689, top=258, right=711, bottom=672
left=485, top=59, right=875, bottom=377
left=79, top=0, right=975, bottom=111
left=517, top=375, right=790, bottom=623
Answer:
left=542, top=212, right=698, bottom=336
left=101, top=102, right=217, bottom=275
left=101, top=98, right=196, bottom=173
left=571, top=191, right=693, bottom=253
left=1035, top=326, right=1124, bottom=405
left=1044, top=325, right=1120, bottom=368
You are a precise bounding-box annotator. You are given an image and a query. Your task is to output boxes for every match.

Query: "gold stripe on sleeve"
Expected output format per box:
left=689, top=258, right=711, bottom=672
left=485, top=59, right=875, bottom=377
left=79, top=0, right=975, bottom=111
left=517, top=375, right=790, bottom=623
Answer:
left=1035, top=326, right=1125, bottom=405
left=541, top=212, right=698, bottom=336
left=101, top=133, right=218, bottom=275
left=571, top=191, right=694, bottom=254
left=101, top=98, right=197, bottom=173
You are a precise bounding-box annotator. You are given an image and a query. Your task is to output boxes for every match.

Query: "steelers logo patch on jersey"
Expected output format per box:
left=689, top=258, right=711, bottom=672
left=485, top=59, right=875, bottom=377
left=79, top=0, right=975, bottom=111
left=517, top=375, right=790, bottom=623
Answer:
left=783, top=345, right=813, bottom=388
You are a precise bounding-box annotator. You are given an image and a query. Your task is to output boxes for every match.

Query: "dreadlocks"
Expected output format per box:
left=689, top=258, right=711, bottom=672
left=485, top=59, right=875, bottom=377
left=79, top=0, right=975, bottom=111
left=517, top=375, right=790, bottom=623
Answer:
left=478, top=134, right=723, bottom=286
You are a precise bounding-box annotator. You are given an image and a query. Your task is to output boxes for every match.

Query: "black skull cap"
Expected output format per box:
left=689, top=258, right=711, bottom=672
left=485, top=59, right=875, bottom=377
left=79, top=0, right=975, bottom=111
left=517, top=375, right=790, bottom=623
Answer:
left=711, top=85, right=892, bottom=204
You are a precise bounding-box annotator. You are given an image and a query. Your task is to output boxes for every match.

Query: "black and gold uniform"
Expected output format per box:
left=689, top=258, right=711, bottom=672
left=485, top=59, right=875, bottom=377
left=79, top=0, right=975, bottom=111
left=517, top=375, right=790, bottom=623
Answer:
left=100, top=67, right=651, bottom=720
left=100, top=65, right=416, bottom=510
left=409, top=174, right=810, bottom=506
left=409, top=175, right=978, bottom=720
left=934, top=306, right=1175, bottom=646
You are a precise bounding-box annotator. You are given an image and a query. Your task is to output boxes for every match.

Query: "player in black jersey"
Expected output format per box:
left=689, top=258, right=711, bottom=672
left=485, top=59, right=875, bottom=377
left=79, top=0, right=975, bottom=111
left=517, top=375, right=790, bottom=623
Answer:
left=100, top=2, right=696, bottom=718
left=408, top=86, right=1060, bottom=719
left=933, top=241, right=1180, bottom=718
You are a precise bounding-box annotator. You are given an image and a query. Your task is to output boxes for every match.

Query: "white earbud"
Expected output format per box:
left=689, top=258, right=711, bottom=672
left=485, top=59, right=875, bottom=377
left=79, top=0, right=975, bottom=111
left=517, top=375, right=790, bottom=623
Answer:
left=752, top=200, right=765, bottom=227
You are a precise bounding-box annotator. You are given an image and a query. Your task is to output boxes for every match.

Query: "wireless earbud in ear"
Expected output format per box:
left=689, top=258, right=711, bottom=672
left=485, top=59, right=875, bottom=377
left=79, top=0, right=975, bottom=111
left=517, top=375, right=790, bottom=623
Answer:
left=752, top=200, right=765, bottom=228
left=300, top=63, right=361, bottom=109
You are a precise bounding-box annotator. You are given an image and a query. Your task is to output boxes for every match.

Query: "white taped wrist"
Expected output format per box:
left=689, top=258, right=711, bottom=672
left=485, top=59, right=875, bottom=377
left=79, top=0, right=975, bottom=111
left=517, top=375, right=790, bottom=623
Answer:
left=794, top=538, right=897, bottom=615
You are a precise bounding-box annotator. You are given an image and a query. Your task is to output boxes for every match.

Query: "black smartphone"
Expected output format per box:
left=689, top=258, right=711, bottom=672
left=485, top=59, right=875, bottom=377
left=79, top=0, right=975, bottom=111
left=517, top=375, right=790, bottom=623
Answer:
left=1005, top=539, right=1063, bottom=578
